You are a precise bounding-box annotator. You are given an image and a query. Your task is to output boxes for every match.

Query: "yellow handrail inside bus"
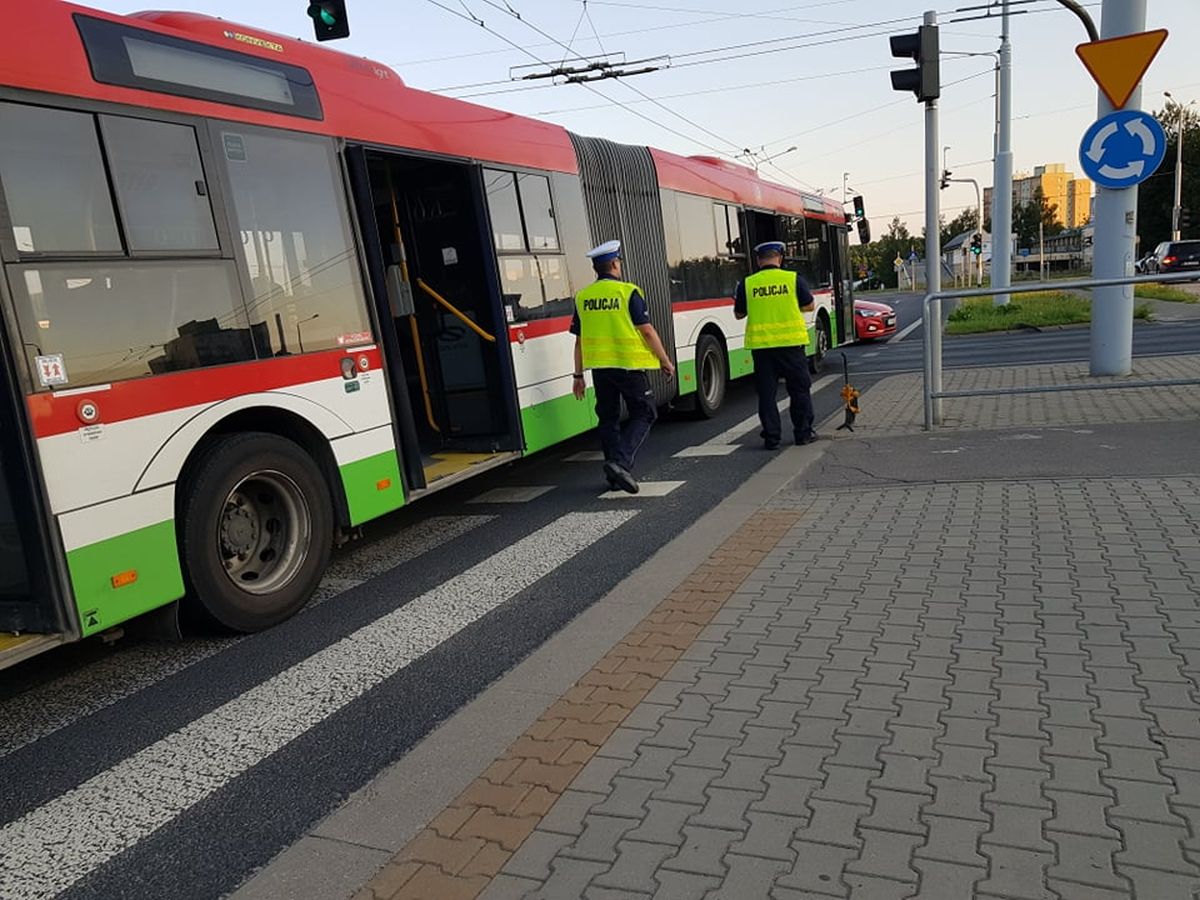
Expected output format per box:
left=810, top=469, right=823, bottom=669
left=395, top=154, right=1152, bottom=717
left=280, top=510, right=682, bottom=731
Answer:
left=407, top=318, right=440, bottom=434
left=416, top=279, right=497, bottom=343
left=386, top=169, right=440, bottom=434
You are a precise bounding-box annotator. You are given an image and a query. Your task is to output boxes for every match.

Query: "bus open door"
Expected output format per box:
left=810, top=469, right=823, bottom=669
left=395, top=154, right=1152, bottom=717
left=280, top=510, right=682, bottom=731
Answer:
left=0, top=328, right=70, bottom=669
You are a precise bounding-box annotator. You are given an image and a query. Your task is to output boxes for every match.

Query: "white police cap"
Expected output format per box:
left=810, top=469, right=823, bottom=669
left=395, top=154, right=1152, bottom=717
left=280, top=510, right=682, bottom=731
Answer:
left=586, top=239, right=622, bottom=263
left=754, top=241, right=786, bottom=255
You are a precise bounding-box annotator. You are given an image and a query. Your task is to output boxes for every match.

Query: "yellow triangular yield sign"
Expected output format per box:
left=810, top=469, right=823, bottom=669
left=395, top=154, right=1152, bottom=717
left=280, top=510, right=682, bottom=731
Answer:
left=1076, top=29, right=1169, bottom=110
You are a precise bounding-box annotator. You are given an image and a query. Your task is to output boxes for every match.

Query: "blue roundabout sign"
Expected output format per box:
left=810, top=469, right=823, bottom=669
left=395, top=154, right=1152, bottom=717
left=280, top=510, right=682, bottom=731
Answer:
left=1079, top=109, right=1167, bottom=190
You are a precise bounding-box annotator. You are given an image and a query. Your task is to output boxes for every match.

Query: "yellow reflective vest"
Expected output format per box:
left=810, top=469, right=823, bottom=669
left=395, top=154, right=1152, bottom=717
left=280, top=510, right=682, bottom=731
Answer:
left=743, top=266, right=810, bottom=350
left=575, top=279, right=659, bottom=370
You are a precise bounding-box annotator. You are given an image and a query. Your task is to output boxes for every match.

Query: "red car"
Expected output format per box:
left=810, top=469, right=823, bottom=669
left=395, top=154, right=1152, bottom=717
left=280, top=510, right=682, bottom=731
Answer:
left=854, top=298, right=897, bottom=340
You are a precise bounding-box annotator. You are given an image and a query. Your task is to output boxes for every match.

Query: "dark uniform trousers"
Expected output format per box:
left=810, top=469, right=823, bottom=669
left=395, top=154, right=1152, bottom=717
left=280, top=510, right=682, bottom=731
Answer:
left=593, top=368, right=657, bottom=471
left=751, top=347, right=815, bottom=443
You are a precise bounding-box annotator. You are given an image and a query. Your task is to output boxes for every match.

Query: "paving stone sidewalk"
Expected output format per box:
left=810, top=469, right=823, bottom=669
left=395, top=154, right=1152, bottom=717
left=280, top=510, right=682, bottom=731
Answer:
left=484, top=475, right=1200, bottom=900
left=849, top=353, right=1200, bottom=435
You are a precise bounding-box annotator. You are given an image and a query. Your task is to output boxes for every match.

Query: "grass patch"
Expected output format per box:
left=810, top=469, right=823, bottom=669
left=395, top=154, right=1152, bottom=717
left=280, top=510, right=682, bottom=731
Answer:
left=1134, top=284, right=1198, bottom=303
left=946, top=291, right=1148, bottom=335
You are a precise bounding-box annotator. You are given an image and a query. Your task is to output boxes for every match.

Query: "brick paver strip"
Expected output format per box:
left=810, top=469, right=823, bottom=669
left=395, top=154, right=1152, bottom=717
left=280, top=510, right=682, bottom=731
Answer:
left=352, top=510, right=803, bottom=900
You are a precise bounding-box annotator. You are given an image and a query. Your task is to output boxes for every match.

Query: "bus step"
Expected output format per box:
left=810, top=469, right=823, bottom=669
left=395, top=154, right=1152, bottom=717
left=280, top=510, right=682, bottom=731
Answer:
left=0, top=633, right=66, bottom=671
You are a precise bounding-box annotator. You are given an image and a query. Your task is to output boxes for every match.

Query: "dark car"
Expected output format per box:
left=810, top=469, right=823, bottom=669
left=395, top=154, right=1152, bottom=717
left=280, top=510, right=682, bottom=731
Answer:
left=1150, top=240, right=1200, bottom=277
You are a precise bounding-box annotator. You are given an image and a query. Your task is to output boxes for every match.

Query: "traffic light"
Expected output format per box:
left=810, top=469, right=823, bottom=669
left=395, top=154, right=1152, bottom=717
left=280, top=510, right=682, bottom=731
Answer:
left=1182, top=208, right=1193, bottom=230
left=940, top=169, right=950, bottom=191
left=889, top=25, right=939, bottom=103
left=853, top=195, right=866, bottom=220
left=857, top=218, right=871, bottom=244
left=308, top=1, right=349, bottom=41
left=970, top=233, right=982, bottom=256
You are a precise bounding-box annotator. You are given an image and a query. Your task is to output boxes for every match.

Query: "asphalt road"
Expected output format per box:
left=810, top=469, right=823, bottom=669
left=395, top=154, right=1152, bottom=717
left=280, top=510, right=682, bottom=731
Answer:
left=2, top=310, right=1198, bottom=900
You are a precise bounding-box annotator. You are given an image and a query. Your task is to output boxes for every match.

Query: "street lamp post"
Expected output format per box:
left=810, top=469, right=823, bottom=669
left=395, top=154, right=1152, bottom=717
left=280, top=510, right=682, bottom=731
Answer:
left=1164, top=91, right=1194, bottom=241
left=296, top=313, right=319, bottom=354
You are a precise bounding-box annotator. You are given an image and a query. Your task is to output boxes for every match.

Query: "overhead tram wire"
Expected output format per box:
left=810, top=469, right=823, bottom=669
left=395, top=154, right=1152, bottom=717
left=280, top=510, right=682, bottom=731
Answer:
left=469, top=0, right=748, bottom=160
left=397, top=2, right=837, bottom=68
left=433, top=8, right=932, bottom=95
left=424, top=0, right=740, bottom=159
left=433, top=0, right=1098, bottom=94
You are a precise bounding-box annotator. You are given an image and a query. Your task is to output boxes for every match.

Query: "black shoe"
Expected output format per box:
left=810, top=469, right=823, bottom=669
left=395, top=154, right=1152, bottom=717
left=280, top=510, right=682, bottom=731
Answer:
left=796, top=431, right=819, bottom=446
left=763, top=439, right=781, bottom=451
left=604, top=461, right=639, bottom=494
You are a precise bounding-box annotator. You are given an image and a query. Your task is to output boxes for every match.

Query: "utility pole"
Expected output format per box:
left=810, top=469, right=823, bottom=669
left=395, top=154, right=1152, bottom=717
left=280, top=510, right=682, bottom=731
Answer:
left=1164, top=92, right=1193, bottom=241
left=1090, top=0, right=1146, bottom=376
left=992, top=0, right=1014, bottom=305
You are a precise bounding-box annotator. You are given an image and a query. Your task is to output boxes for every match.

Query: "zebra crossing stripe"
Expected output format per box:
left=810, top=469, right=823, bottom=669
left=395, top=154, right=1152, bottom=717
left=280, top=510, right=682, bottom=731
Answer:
left=0, top=515, right=494, bottom=760
left=0, top=510, right=635, bottom=900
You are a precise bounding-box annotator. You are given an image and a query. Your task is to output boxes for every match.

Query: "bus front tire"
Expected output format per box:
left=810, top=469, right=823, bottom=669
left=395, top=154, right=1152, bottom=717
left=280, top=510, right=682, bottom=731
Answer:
left=694, top=333, right=727, bottom=418
left=180, top=432, right=333, bottom=633
left=808, top=318, right=831, bottom=375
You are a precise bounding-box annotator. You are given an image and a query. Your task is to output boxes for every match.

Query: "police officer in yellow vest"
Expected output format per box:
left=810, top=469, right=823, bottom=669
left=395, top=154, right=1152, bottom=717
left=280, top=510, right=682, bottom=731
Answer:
left=735, top=241, right=818, bottom=449
left=572, top=240, right=674, bottom=494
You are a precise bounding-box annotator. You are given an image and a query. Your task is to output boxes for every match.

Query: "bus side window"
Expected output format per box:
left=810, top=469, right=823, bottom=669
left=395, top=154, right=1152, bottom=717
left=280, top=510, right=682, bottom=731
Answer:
left=0, top=103, right=122, bottom=255
left=99, top=116, right=220, bottom=254
left=485, top=168, right=570, bottom=322
left=218, top=128, right=372, bottom=356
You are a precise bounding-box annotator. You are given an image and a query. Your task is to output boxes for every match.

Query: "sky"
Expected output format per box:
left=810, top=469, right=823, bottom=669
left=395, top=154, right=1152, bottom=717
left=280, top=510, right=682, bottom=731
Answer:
left=86, top=0, right=1199, bottom=238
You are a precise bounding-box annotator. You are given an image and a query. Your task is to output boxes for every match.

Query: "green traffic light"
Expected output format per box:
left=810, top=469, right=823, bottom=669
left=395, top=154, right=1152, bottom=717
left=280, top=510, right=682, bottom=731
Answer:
left=320, top=9, right=336, bottom=25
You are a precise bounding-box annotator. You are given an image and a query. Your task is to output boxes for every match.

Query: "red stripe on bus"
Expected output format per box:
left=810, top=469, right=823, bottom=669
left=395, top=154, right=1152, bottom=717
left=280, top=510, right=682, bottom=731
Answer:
left=508, top=316, right=574, bottom=341
left=26, top=348, right=382, bottom=439
left=672, top=298, right=734, bottom=312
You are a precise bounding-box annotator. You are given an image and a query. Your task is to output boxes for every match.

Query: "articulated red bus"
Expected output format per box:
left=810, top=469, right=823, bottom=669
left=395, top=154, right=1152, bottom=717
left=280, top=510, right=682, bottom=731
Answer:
left=0, top=3, right=853, bottom=669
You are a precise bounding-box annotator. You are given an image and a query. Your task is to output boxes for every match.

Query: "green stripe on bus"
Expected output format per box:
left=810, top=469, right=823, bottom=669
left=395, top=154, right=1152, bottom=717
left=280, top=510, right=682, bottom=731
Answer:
left=521, top=388, right=598, bottom=454
left=677, top=358, right=697, bottom=396
left=729, top=347, right=754, bottom=379
left=67, top=520, right=185, bottom=638
left=340, top=449, right=405, bottom=526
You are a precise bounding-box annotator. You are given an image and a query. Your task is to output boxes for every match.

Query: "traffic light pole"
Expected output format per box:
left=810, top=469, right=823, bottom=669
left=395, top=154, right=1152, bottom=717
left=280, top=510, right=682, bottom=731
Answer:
left=1090, top=0, right=1146, bottom=376
left=992, top=0, right=1014, bottom=306
left=923, top=10, right=943, bottom=420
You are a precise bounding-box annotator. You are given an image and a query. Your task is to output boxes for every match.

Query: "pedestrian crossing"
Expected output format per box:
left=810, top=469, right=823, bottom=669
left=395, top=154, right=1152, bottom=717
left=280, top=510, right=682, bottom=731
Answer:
left=0, top=511, right=636, bottom=900
left=0, top=517, right=495, bottom=760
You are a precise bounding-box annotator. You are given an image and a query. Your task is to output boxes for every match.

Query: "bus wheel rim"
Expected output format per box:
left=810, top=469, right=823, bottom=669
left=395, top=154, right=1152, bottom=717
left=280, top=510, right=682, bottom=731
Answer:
left=701, top=347, right=721, bottom=407
left=218, top=470, right=311, bottom=596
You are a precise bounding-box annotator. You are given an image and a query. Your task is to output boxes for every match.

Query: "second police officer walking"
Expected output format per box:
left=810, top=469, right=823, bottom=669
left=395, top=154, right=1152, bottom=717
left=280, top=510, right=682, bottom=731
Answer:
left=572, top=240, right=675, bottom=494
left=735, top=240, right=819, bottom=450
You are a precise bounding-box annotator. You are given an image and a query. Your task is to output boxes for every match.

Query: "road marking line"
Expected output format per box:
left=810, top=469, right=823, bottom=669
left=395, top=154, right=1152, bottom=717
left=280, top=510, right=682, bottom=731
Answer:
left=889, top=319, right=922, bottom=343
left=600, top=480, right=685, bottom=499
left=0, top=510, right=636, bottom=900
left=469, top=486, right=555, bottom=504
left=564, top=451, right=605, bottom=462
left=703, top=373, right=838, bottom=446
left=863, top=351, right=879, bottom=358
left=674, top=445, right=739, bottom=458
left=0, top=515, right=494, bottom=760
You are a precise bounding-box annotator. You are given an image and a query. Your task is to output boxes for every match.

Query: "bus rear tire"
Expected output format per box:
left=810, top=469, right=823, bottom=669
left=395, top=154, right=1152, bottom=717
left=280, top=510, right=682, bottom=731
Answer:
left=694, top=333, right=727, bottom=418
left=180, top=432, right=333, bottom=633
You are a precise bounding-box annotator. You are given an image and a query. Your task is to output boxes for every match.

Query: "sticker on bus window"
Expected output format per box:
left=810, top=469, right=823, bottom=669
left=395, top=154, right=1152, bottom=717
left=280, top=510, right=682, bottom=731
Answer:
left=337, top=332, right=373, bottom=347
left=12, top=226, right=34, bottom=253
left=35, top=354, right=69, bottom=388
left=223, top=134, right=247, bottom=162
left=442, top=247, right=459, bottom=266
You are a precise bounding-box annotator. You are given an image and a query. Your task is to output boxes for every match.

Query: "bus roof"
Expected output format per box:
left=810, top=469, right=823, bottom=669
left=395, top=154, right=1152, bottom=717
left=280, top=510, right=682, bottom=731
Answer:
left=4, top=2, right=843, bottom=222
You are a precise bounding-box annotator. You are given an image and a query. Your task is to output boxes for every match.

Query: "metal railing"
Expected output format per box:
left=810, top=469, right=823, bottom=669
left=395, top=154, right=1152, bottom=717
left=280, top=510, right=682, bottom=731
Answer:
left=922, top=271, right=1200, bottom=429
